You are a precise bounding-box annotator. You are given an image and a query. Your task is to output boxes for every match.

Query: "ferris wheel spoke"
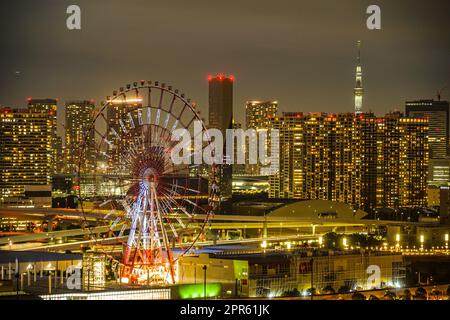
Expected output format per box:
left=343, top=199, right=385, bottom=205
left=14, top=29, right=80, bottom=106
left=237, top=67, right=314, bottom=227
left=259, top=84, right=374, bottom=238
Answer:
left=146, top=107, right=152, bottom=125
left=158, top=185, right=196, bottom=219
left=137, top=109, right=144, bottom=126
left=160, top=185, right=198, bottom=218
left=110, top=127, right=121, bottom=140
left=171, top=119, right=179, bottom=132
left=157, top=196, right=180, bottom=238
left=157, top=87, right=164, bottom=112
left=178, top=102, right=188, bottom=120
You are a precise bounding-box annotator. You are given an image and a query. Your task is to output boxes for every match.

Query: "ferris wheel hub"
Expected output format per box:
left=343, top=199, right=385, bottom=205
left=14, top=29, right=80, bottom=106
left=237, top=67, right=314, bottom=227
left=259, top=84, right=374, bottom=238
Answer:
left=142, top=167, right=159, bottom=187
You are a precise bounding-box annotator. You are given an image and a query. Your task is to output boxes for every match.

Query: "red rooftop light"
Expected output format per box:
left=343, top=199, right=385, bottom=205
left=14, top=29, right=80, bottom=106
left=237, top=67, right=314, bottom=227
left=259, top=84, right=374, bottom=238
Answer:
left=208, top=74, right=234, bottom=81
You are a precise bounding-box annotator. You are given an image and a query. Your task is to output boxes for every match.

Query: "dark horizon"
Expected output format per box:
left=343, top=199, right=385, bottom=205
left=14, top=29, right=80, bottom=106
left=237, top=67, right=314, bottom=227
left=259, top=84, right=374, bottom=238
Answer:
left=1, top=0, right=449, bottom=133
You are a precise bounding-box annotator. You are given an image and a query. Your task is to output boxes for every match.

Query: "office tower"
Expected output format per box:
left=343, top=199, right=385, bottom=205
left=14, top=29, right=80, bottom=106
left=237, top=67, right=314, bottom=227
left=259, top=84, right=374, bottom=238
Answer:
left=354, top=41, right=364, bottom=114
left=405, top=99, right=449, bottom=159
left=428, top=159, right=450, bottom=187
left=245, top=101, right=278, bottom=176
left=269, top=112, right=428, bottom=212
left=0, top=107, right=53, bottom=202
left=64, top=100, right=96, bottom=174
left=208, top=74, right=233, bottom=202
left=27, top=98, right=58, bottom=173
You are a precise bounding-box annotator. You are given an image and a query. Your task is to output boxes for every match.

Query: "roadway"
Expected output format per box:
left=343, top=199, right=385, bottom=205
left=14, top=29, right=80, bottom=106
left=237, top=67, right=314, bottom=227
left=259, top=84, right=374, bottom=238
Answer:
left=0, top=207, right=436, bottom=227
left=0, top=207, right=438, bottom=250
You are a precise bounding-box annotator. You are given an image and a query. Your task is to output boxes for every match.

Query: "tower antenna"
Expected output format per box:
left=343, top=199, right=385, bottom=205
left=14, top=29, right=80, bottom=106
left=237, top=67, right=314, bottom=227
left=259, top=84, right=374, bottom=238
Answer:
left=354, top=40, right=364, bottom=114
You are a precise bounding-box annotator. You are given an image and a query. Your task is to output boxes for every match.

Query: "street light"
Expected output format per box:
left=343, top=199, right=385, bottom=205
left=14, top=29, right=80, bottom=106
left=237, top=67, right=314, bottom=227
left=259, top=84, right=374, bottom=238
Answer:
left=261, top=240, right=267, bottom=249
left=202, top=265, right=208, bottom=300
left=445, top=233, right=449, bottom=250
left=286, top=242, right=292, bottom=250
left=342, top=237, right=349, bottom=250
left=420, top=235, right=425, bottom=250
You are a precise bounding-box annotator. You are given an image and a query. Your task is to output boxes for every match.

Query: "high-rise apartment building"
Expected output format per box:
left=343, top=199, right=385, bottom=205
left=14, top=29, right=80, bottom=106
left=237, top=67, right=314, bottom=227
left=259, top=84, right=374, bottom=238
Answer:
left=208, top=74, right=233, bottom=202
left=268, top=112, right=303, bottom=199
left=0, top=108, right=53, bottom=201
left=106, top=99, right=142, bottom=173
left=245, top=101, right=278, bottom=176
left=361, top=112, right=429, bottom=210
left=27, top=99, right=58, bottom=173
left=65, top=100, right=96, bottom=174
left=269, top=112, right=428, bottom=212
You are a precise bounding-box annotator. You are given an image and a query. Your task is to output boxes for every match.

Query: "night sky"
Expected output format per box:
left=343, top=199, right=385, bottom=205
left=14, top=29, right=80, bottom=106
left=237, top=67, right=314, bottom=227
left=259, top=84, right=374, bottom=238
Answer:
left=0, top=0, right=449, bottom=135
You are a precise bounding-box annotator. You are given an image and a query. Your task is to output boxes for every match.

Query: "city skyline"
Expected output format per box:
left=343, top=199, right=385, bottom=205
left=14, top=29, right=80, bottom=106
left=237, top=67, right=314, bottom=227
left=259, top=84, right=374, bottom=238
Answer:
left=1, top=0, right=450, bottom=303
left=0, top=0, right=449, bottom=129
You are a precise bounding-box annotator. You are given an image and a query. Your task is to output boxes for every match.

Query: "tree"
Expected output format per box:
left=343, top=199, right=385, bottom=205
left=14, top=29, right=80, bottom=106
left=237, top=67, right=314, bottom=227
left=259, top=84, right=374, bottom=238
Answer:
left=322, top=285, right=335, bottom=295
left=414, top=287, right=427, bottom=300
left=402, top=289, right=412, bottom=300
left=306, top=288, right=316, bottom=296
left=415, top=287, right=427, bottom=297
left=338, top=285, right=351, bottom=294
left=430, top=289, right=442, bottom=300
left=368, top=295, right=379, bottom=300
left=352, top=292, right=366, bottom=300
left=384, top=290, right=397, bottom=300
left=323, top=232, right=339, bottom=249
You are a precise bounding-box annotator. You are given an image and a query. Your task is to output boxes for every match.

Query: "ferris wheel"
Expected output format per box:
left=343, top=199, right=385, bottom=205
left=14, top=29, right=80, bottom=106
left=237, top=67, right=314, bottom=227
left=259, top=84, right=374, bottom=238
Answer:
left=76, top=80, right=218, bottom=285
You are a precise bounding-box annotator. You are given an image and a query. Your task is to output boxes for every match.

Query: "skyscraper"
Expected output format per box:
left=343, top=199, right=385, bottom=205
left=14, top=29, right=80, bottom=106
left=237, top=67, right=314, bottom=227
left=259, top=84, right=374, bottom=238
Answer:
left=405, top=99, right=449, bottom=159
left=268, top=112, right=304, bottom=199
left=64, top=100, right=96, bottom=174
left=106, top=98, right=143, bottom=172
left=269, top=112, right=429, bottom=211
left=27, top=98, right=58, bottom=173
left=354, top=41, right=364, bottom=114
left=245, top=101, right=278, bottom=176
left=232, top=120, right=247, bottom=176
left=245, top=100, right=278, bottom=130
left=0, top=107, right=53, bottom=202
left=361, top=112, right=429, bottom=210
left=208, top=74, right=233, bottom=203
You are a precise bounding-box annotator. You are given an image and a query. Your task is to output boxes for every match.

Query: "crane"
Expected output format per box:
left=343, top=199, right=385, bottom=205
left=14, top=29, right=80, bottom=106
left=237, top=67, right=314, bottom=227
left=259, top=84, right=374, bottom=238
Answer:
left=437, top=86, right=447, bottom=101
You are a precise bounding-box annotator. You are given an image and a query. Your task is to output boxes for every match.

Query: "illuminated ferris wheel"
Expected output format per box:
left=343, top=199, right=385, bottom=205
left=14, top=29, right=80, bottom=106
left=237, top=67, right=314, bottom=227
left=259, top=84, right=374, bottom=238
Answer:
left=77, top=80, right=218, bottom=285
